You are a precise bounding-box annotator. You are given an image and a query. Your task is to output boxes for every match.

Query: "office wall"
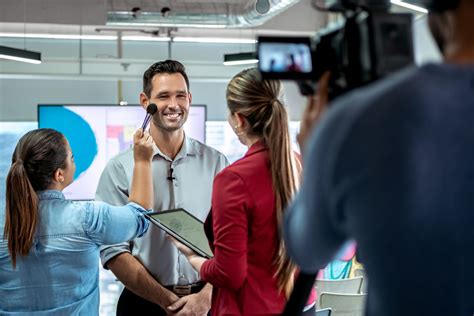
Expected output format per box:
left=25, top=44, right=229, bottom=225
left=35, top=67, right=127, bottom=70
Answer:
left=0, top=76, right=306, bottom=122
left=0, top=37, right=308, bottom=122
left=0, top=14, right=439, bottom=123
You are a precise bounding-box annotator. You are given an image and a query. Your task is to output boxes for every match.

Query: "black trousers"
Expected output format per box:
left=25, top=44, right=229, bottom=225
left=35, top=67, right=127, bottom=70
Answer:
left=116, top=288, right=166, bottom=316
left=116, top=287, right=315, bottom=316
left=116, top=287, right=211, bottom=316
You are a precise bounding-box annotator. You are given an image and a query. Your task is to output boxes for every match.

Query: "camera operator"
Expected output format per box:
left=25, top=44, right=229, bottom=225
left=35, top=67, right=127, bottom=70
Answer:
left=284, top=0, right=474, bottom=315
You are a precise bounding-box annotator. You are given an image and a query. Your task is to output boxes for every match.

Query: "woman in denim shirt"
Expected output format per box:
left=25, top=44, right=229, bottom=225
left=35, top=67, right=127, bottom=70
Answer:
left=0, top=128, right=153, bottom=315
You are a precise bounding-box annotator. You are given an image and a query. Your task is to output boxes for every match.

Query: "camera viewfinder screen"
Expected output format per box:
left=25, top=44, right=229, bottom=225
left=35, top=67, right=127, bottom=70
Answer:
left=259, top=42, right=312, bottom=74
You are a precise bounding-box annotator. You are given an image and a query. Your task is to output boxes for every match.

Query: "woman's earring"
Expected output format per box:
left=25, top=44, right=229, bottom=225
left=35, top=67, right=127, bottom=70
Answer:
left=233, top=125, right=244, bottom=137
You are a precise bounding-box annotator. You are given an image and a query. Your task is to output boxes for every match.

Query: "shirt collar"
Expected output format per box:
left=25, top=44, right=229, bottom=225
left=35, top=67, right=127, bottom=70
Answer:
left=37, top=190, right=65, bottom=201
left=152, top=133, right=202, bottom=161
left=243, top=139, right=267, bottom=158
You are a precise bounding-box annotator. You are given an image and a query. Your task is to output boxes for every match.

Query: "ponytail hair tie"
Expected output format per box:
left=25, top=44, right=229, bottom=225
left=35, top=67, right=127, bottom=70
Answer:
left=271, top=99, right=282, bottom=108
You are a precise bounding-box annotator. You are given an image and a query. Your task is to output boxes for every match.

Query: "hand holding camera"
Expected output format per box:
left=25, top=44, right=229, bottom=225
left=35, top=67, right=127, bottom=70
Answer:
left=297, top=71, right=331, bottom=156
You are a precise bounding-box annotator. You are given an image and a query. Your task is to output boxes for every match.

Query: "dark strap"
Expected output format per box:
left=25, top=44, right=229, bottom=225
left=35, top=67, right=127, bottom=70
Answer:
left=282, top=272, right=318, bottom=316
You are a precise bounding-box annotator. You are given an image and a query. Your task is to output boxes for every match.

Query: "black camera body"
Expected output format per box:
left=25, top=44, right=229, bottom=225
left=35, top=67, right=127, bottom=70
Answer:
left=258, top=1, right=414, bottom=97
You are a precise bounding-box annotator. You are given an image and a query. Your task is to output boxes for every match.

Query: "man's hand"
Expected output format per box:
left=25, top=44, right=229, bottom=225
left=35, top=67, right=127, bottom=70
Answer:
left=157, top=288, right=180, bottom=312
left=167, top=285, right=212, bottom=316
left=297, top=71, right=331, bottom=156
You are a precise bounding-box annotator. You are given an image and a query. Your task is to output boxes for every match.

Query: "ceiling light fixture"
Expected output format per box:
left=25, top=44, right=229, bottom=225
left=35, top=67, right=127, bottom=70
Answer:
left=223, top=52, right=258, bottom=66
left=122, top=35, right=170, bottom=41
left=390, top=0, right=428, bottom=13
left=0, top=33, right=117, bottom=40
left=0, top=45, right=41, bottom=64
left=0, top=33, right=256, bottom=44
left=174, top=37, right=256, bottom=44
left=2, top=0, right=43, bottom=65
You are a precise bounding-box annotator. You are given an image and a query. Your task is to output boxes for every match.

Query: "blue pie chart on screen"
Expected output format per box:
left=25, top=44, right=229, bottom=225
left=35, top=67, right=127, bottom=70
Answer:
left=38, top=106, right=97, bottom=180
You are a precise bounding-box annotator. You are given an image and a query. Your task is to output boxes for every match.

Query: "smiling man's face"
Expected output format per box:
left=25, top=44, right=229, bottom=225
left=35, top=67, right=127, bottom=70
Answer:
left=147, top=72, right=191, bottom=132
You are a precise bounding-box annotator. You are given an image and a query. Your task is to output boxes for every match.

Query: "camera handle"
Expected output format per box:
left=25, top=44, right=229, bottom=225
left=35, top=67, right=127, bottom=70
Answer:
left=296, top=81, right=317, bottom=96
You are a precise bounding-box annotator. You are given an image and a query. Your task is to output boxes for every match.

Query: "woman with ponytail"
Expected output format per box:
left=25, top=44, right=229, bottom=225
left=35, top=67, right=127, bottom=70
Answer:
left=170, top=67, right=312, bottom=315
left=1, top=128, right=153, bottom=315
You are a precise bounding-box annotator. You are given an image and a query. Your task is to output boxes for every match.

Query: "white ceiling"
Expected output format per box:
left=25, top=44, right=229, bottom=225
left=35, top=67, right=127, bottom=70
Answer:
left=0, top=0, right=107, bottom=25
left=0, top=0, right=425, bottom=42
left=0, top=0, right=328, bottom=40
left=107, top=0, right=245, bottom=14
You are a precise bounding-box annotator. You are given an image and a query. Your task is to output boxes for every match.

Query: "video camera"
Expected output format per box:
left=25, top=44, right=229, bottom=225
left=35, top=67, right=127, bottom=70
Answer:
left=257, top=0, right=415, bottom=98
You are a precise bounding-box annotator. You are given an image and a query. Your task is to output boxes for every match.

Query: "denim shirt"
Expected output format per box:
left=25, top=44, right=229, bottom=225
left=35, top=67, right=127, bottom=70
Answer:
left=0, top=190, right=149, bottom=315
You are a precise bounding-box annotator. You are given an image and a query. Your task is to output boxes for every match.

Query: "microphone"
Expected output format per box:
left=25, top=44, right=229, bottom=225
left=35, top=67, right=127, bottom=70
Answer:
left=167, top=167, right=175, bottom=181
left=141, top=103, right=158, bottom=131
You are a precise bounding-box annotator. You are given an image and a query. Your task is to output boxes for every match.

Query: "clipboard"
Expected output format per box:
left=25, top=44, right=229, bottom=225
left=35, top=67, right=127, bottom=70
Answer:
left=145, top=208, right=213, bottom=259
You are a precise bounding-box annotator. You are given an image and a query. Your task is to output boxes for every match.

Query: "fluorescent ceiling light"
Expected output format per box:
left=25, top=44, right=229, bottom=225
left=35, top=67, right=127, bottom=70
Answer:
left=122, top=36, right=170, bottom=41
left=0, top=45, right=41, bottom=64
left=0, top=32, right=117, bottom=40
left=174, top=37, right=256, bottom=44
left=223, top=52, right=258, bottom=66
left=390, top=0, right=428, bottom=13
left=223, top=59, right=259, bottom=66
left=0, top=33, right=255, bottom=44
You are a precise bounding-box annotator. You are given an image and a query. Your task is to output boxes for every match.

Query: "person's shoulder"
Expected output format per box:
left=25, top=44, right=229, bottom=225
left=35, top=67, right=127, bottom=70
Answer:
left=214, top=163, right=242, bottom=185
left=336, top=65, right=420, bottom=107
left=39, top=198, right=90, bottom=227
left=324, top=65, right=426, bottom=125
left=421, top=62, right=474, bottom=76
left=215, top=150, right=262, bottom=181
left=349, top=63, right=459, bottom=105
left=305, top=66, right=424, bottom=165
left=187, top=137, right=227, bottom=159
left=105, top=147, right=134, bottom=167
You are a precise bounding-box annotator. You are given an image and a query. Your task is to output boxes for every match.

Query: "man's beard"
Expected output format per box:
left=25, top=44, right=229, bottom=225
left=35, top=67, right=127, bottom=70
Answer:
left=152, top=112, right=188, bottom=132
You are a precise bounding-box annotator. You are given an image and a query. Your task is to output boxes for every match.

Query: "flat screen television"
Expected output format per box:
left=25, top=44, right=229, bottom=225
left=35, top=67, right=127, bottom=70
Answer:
left=38, top=104, right=206, bottom=200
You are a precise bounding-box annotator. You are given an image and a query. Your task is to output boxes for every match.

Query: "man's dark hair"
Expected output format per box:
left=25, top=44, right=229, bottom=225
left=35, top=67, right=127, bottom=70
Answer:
left=143, top=60, right=190, bottom=98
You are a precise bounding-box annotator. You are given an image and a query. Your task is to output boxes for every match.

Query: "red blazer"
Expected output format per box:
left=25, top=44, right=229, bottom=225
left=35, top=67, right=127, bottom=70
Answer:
left=201, top=141, right=286, bottom=315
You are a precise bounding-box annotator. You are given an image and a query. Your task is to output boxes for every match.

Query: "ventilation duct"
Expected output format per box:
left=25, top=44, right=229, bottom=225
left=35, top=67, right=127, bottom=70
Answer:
left=106, top=0, right=300, bottom=28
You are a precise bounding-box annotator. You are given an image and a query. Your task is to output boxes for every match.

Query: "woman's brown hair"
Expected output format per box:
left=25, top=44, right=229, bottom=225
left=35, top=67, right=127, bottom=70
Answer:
left=226, top=68, right=301, bottom=297
left=4, top=128, right=68, bottom=268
